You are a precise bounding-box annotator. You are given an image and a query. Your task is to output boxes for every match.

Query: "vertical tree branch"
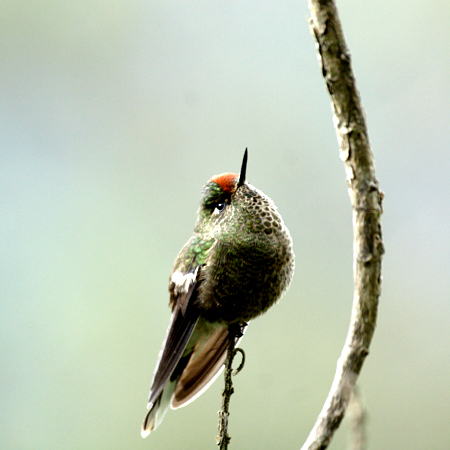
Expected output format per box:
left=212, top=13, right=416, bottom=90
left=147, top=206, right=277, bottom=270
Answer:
left=217, top=335, right=236, bottom=450
left=301, top=1, right=384, bottom=449
left=217, top=325, right=245, bottom=450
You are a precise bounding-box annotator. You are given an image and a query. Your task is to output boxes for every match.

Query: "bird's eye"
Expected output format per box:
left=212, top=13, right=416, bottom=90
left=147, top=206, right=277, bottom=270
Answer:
left=213, top=202, right=227, bottom=214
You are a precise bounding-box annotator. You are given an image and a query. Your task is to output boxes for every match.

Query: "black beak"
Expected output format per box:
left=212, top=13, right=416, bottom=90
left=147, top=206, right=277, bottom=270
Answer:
left=238, top=148, right=248, bottom=188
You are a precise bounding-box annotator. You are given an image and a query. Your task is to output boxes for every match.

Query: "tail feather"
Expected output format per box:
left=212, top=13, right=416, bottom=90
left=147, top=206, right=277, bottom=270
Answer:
left=172, top=321, right=248, bottom=408
left=141, top=378, right=177, bottom=437
left=141, top=301, right=200, bottom=438
left=172, top=325, right=229, bottom=408
left=142, top=310, right=248, bottom=437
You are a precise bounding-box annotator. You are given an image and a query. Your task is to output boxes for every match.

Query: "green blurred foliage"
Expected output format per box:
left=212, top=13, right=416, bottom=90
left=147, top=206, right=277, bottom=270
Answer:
left=1, top=1, right=449, bottom=449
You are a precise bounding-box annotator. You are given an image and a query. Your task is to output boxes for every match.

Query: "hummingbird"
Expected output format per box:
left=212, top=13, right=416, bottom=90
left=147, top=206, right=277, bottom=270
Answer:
left=141, top=149, right=294, bottom=437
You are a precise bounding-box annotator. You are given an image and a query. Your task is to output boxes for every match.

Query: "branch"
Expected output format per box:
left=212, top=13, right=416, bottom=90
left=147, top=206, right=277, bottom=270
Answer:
left=216, top=336, right=235, bottom=450
left=217, top=327, right=246, bottom=450
left=301, top=1, right=384, bottom=449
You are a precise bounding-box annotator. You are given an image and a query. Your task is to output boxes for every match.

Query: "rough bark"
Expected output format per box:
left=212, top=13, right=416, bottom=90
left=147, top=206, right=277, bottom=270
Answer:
left=301, top=1, right=384, bottom=449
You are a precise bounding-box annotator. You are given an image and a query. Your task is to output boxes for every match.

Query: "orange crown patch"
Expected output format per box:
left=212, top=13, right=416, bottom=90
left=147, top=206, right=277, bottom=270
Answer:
left=209, top=172, right=239, bottom=193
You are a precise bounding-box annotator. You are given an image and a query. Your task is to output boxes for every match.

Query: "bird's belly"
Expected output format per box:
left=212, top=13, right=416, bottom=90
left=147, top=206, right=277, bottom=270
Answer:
left=197, top=243, right=290, bottom=324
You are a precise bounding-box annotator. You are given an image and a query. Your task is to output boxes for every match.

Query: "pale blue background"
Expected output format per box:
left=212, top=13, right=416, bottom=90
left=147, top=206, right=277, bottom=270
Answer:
left=1, top=1, right=449, bottom=449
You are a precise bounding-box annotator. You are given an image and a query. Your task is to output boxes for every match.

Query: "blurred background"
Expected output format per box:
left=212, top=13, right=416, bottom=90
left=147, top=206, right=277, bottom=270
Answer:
left=1, top=1, right=449, bottom=449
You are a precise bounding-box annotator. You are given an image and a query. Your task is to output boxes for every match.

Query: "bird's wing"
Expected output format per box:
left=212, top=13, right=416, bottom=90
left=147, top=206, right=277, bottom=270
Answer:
left=171, top=322, right=247, bottom=409
left=142, top=268, right=201, bottom=435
